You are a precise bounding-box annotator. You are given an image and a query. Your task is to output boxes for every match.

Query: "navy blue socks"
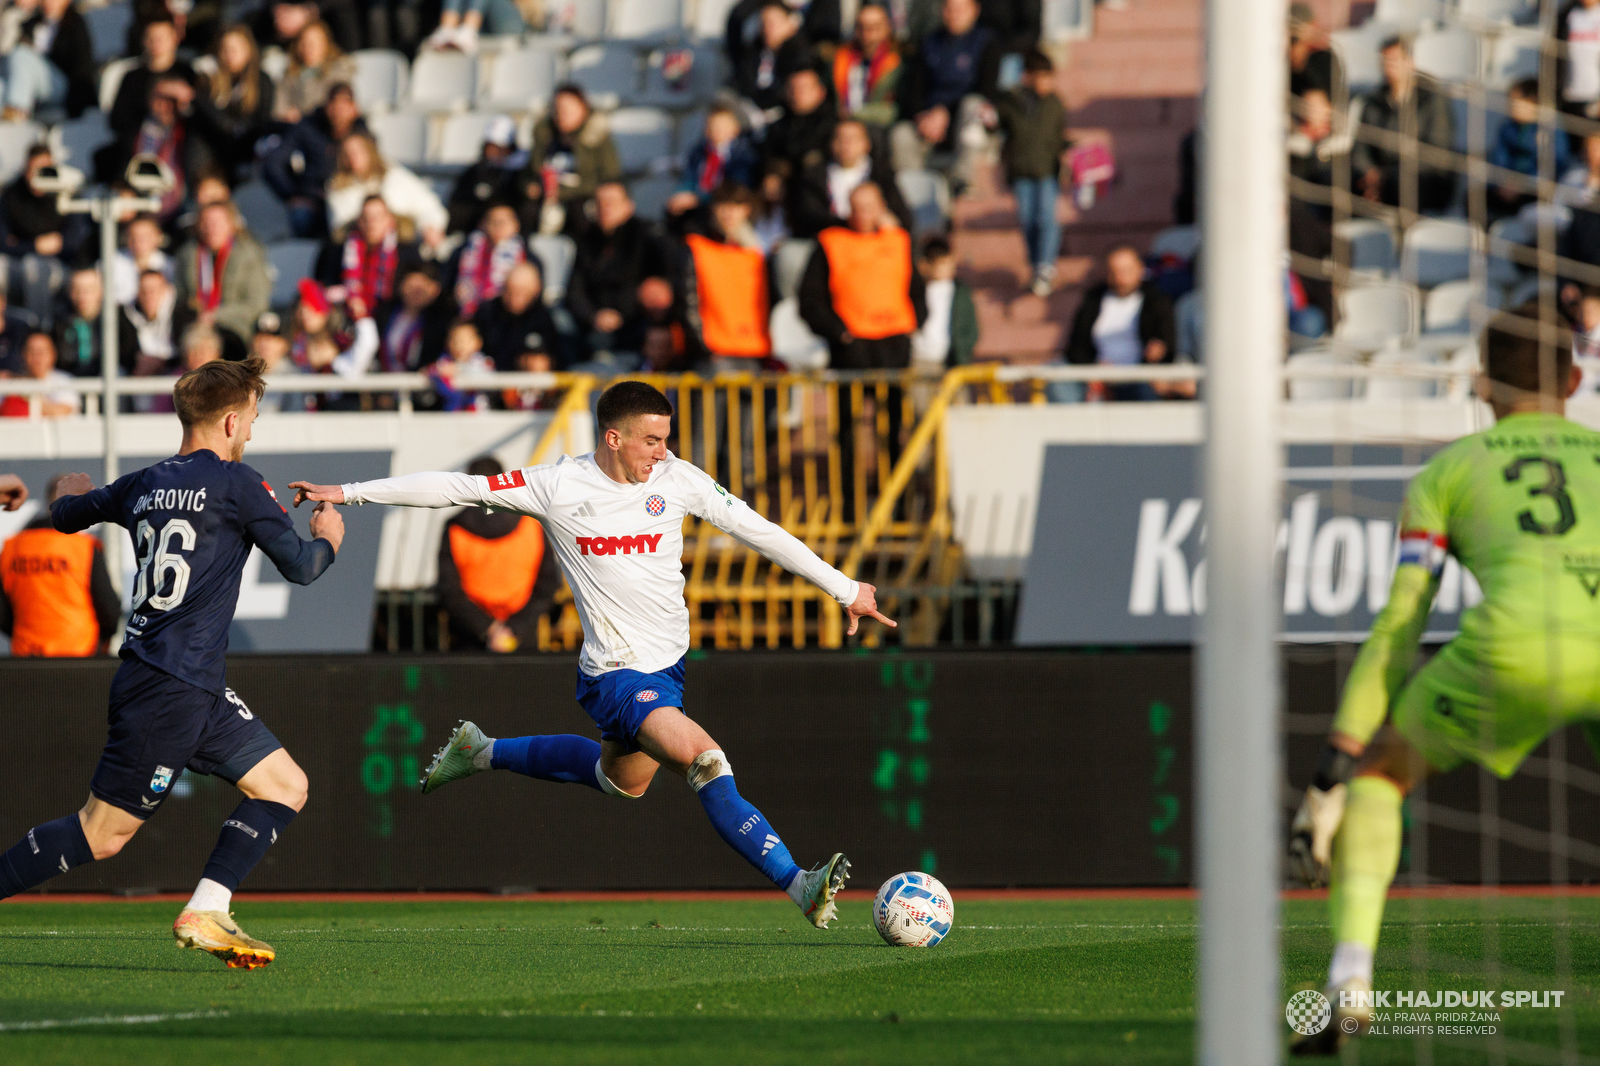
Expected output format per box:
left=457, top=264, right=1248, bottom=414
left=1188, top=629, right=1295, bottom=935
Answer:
left=491, top=734, right=605, bottom=791
left=200, top=799, right=297, bottom=892
left=0, top=814, right=95, bottom=898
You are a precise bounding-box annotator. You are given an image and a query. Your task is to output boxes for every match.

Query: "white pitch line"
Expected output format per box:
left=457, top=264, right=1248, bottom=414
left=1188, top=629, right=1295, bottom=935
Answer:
left=0, top=1009, right=227, bottom=1032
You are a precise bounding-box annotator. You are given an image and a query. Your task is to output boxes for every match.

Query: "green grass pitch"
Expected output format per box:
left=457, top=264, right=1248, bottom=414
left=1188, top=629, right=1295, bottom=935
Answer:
left=0, top=895, right=1596, bottom=1063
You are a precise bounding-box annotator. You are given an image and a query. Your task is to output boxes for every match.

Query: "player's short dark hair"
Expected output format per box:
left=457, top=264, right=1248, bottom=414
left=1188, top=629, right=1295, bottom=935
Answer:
left=467, top=455, right=504, bottom=478
left=597, top=381, right=673, bottom=434
left=174, top=356, right=268, bottom=427
left=1482, top=302, right=1573, bottom=397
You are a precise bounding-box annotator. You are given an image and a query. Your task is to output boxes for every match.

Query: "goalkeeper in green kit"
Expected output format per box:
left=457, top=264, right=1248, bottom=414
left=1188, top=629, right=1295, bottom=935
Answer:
left=1289, top=307, right=1600, bottom=1055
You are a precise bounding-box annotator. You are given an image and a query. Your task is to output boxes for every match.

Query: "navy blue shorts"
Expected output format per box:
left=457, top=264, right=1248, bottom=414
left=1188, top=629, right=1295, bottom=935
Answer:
left=90, top=658, right=282, bottom=820
left=575, top=658, right=686, bottom=753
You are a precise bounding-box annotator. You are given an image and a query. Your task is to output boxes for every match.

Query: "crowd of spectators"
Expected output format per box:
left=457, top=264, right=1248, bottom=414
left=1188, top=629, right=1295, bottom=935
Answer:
left=0, top=0, right=1070, bottom=418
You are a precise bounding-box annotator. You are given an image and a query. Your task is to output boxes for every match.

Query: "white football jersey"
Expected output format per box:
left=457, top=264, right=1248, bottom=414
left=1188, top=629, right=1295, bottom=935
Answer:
left=343, top=452, right=859, bottom=676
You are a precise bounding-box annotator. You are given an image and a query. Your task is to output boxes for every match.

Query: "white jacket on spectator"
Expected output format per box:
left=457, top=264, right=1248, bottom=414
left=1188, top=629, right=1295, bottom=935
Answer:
left=326, top=165, right=448, bottom=239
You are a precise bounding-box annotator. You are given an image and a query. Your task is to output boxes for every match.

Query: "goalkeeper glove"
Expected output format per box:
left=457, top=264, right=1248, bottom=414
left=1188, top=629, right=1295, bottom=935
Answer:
left=1288, top=742, right=1358, bottom=887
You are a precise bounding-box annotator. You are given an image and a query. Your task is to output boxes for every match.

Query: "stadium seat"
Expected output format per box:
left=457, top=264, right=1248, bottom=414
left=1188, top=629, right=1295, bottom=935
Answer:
left=1505, top=275, right=1553, bottom=307
left=0, top=122, right=44, bottom=186
left=1333, top=218, right=1397, bottom=277
left=98, top=56, right=139, bottom=114
left=50, top=110, right=112, bottom=170
left=368, top=109, right=430, bottom=168
left=1485, top=28, right=1543, bottom=91
left=1457, top=0, right=1535, bottom=28
left=481, top=46, right=561, bottom=113
left=85, top=2, right=135, bottom=65
left=1329, top=25, right=1385, bottom=96
left=1335, top=280, right=1419, bottom=350
left=639, top=45, right=725, bottom=107
left=267, top=240, right=322, bottom=309
left=628, top=174, right=677, bottom=220
left=1366, top=345, right=1445, bottom=402
left=433, top=111, right=496, bottom=165
left=1400, top=218, right=1478, bottom=289
left=1412, top=27, right=1481, bottom=84
left=408, top=51, right=477, bottom=112
left=772, top=239, right=815, bottom=303
left=1486, top=215, right=1535, bottom=286
left=691, top=0, right=741, bottom=39
left=896, top=169, right=950, bottom=237
left=351, top=49, right=411, bottom=113
left=566, top=44, right=641, bottom=109
left=1372, top=0, right=1447, bottom=30
left=528, top=234, right=577, bottom=304
left=1287, top=347, right=1360, bottom=402
left=608, top=107, right=674, bottom=173
left=547, top=0, right=607, bottom=37
left=769, top=298, right=828, bottom=370
left=610, top=0, right=682, bottom=39
left=1148, top=224, right=1200, bottom=263
left=1423, top=279, right=1500, bottom=333
left=233, top=180, right=294, bottom=244
left=674, top=108, right=709, bottom=155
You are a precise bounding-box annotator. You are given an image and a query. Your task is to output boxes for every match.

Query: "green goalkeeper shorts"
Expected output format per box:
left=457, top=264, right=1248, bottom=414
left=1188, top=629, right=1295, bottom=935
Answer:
left=1392, top=636, right=1600, bottom=779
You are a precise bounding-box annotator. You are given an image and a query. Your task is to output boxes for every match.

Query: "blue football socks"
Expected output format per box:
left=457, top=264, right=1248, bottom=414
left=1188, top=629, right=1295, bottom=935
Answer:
left=0, top=814, right=95, bottom=899
left=695, top=775, right=801, bottom=890
left=200, top=799, right=297, bottom=892
left=491, top=735, right=605, bottom=791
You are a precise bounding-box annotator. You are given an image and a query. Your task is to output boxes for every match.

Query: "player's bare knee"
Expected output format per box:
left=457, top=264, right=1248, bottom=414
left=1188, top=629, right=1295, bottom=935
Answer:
left=685, top=748, right=733, bottom=792
left=596, top=758, right=648, bottom=799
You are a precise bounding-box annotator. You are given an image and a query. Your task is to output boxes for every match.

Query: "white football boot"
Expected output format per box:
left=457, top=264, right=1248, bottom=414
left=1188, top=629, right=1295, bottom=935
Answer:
left=792, top=853, right=850, bottom=929
left=420, top=720, right=491, bottom=794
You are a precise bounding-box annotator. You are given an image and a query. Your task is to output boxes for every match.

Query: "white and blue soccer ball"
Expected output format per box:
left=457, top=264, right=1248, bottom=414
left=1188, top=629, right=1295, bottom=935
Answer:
left=873, top=872, right=954, bottom=947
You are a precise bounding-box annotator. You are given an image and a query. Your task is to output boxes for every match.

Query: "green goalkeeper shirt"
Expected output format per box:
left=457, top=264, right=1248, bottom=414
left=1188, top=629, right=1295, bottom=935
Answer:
left=1332, top=411, right=1600, bottom=744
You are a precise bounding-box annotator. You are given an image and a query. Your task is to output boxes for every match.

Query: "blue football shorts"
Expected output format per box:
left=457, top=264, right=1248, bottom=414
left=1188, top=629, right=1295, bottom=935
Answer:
left=90, top=658, right=283, bottom=819
left=575, top=657, right=686, bottom=753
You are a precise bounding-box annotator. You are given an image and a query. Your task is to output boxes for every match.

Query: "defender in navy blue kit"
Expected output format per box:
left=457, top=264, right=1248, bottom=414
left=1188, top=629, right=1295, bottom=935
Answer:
left=0, top=358, right=344, bottom=969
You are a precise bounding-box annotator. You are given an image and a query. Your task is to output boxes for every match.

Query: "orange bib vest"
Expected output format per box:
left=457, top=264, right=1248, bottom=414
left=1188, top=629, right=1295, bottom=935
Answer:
left=449, top=516, right=545, bottom=621
left=816, top=226, right=917, bottom=340
left=686, top=233, right=771, bottom=358
left=1, top=528, right=101, bottom=656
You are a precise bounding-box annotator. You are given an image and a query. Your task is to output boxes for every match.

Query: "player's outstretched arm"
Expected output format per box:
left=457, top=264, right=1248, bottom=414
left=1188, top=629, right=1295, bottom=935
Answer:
left=47, top=473, right=126, bottom=534
left=0, top=473, right=27, bottom=511
left=845, top=582, right=896, bottom=637
left=290, top=470, right=531, bottom=512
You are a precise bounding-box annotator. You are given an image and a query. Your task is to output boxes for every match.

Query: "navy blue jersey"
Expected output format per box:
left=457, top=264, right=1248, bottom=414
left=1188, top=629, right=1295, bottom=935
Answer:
left=52, top=450, right=334, bottom=695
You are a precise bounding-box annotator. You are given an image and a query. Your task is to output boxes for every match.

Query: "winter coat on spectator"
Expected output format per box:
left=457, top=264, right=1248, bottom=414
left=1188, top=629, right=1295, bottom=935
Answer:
left=54, top=307, right=140, bottom=377
left=1350, top=83, right=1456, bottom=209
left=0, top=311, right=36, bottom=374
left=1063, top=280, right=1176, bottom=366
left=326, top=163, right=449, bottom=239
left=733, top=29, right=815, bottom=113
left=977, top=0, right=1041, bottom=54
left=173, top=231, right=272, bottom=343
left=447, top=157, right=527, bottom=234
left=676, top=135, right=761, bottom=206
left=192, top=68, right=276, bottom=177
left=1562, top=204, right=1600, bottom=282
left=520, top=112, right=623, bottom=220
left=1558, top=0, right=1600, bottom=112
left=912, top=276, right=978, bottom=367
left=832, top=39, right=902, bottom=128
left=127, top=285, right=182, bottom=365
left=261, top=107, right=370, bottom=205
left=726, top=0, right=842, bottom=56
left=798, top=224, right=926, bottom=367
left=375, top=294, right=453, bottom=372
left=109, top=58, right=197, bottom=151
left=566, top=216, right=670, bottom=339
left=762, top=104, right=838, bottom=183
left=1491, top=116, right=1571, bottom=181
left=473, top=290, right=560, bottom=371
left=786, top=154, right=913, bottom=238
left=18, top=6, right=96, bottom=117
left=275, top=54, right=357, bottom=121
left=996, top=83, right=1066, bottom=181
left=335, top=232, right=423, bottom=310
left=897, top=22, right=1001, bottom=119
left=0, top=173, right=64, bottom=257
left=453, top=232, right=527, bottom=318
left=112, top=249, right=173, bottom=306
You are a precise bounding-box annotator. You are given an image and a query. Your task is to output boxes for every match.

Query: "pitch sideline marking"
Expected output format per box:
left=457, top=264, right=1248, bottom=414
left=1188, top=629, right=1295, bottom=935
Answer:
left=0, top=1009, right=228, bottom=1032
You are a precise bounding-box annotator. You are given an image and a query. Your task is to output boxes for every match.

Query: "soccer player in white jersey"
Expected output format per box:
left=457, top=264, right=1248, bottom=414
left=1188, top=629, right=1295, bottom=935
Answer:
left=289, top=381, right=895, bottom=927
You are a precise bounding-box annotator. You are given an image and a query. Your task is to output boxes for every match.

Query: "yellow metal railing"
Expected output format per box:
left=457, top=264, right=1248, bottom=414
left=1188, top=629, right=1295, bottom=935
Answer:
left=522, top=365, right=1015, bottom=651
